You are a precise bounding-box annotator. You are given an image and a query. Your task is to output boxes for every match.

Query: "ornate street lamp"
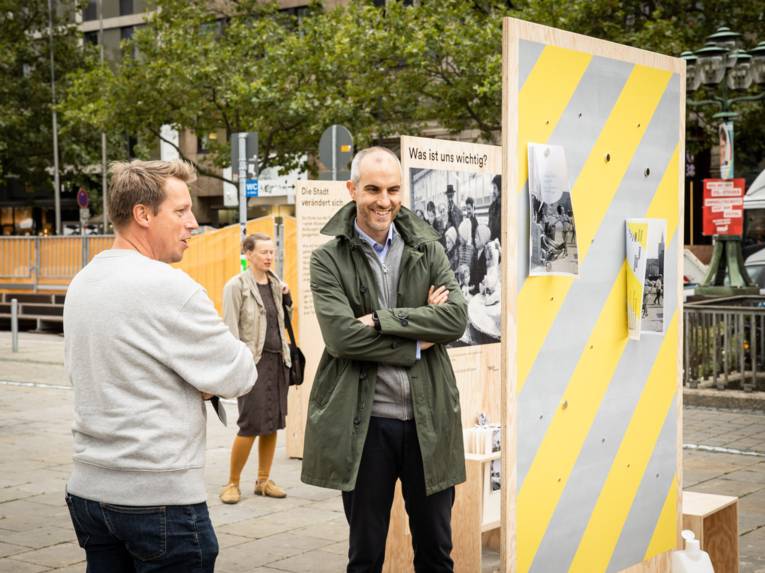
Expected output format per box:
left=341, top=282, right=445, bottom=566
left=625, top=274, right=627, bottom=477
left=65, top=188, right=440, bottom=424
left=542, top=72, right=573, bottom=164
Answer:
left=684, top=26, right=765, bottom=296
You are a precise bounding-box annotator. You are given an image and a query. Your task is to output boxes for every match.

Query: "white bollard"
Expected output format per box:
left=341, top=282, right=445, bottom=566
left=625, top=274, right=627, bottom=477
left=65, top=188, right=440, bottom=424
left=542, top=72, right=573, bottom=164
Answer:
left=11, top=298, right=19, bottom=352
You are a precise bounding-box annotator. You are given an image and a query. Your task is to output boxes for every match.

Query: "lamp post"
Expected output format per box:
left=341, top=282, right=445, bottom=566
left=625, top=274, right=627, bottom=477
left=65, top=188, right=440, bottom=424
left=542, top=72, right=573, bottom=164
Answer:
left=682, top=26, right=765, bottom=296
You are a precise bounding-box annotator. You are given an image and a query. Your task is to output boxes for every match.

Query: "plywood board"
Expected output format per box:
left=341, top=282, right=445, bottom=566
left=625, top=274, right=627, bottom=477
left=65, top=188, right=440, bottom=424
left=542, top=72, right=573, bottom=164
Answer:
left=286, top=181, right=349, bottom=459
left=502, top=17, right=685, bottom=573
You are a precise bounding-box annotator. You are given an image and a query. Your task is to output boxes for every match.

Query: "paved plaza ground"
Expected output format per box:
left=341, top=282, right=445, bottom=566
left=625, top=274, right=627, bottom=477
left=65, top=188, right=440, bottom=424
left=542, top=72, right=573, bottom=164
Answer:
left=0, top=332, right=764, bottom=572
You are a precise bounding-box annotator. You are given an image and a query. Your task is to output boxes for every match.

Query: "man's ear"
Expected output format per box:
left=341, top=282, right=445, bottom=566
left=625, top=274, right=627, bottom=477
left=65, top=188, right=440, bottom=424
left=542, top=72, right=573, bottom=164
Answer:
left=346, top=180, right=356, bottom=201
left=132, top=204, right=151, bottom=229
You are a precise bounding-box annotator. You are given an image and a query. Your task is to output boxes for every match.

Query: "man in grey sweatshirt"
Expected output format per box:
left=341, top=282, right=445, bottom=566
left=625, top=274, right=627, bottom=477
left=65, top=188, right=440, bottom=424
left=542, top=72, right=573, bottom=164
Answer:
left=63, top=159, right=257, bottom=573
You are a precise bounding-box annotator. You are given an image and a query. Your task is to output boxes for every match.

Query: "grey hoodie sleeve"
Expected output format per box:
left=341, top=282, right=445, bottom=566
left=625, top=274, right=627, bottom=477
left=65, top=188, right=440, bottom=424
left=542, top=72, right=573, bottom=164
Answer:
left=167, top=287, right=257, bottom=399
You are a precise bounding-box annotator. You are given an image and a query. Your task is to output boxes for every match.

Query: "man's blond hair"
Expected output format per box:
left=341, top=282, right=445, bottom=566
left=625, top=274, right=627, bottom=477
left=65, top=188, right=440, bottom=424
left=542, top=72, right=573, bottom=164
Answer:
left=108, top=159, right=196, bottom=229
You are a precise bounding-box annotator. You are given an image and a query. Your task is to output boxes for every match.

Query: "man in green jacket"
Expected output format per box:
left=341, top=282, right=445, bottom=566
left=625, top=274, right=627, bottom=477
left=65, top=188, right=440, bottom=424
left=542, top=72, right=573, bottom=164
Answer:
left=301, top=147, right=468, bottom=572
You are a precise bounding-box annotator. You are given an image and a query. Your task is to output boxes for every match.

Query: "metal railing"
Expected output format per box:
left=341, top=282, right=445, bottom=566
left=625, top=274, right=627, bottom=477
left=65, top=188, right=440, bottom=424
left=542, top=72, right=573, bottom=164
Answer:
left=0, top=236, right=114, bottom=289
left=684, top=296, right=765, bottom=392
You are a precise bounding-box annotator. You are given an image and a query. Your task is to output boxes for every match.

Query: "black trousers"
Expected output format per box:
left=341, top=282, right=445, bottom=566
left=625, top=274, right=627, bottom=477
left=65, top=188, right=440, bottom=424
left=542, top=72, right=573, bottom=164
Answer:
left=342, top=417, right=455, bottom=573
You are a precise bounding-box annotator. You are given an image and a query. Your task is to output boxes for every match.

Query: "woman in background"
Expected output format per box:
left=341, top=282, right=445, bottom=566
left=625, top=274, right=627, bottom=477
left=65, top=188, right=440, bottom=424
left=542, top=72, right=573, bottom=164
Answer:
left=219, top=233, right=292, bottom=504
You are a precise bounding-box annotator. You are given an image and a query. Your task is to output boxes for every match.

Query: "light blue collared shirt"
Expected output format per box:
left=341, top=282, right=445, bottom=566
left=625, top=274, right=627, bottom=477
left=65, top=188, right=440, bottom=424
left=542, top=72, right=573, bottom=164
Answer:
left=353, top=220, right=420, bottom=360
left=354, top=220, right=396, bottom=264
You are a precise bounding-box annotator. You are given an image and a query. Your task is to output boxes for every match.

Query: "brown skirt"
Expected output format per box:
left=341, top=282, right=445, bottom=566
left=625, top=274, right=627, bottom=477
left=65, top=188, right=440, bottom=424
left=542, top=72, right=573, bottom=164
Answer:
left=236, top=350, right=289, bottom=437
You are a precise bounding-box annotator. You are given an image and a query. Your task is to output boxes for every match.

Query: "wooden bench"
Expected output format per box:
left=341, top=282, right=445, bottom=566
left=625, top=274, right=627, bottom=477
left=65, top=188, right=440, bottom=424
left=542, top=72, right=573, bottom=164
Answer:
left=683, top=491, right=739, bottom=573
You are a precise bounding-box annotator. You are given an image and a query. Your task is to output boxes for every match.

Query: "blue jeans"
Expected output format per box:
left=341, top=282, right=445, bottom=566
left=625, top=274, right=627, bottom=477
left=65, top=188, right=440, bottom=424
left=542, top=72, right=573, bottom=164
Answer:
left=65, top=492, right=218, bottom=573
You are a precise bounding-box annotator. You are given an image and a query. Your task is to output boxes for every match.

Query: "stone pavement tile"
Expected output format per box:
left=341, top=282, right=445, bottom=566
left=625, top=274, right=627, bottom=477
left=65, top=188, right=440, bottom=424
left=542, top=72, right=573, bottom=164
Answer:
left=740, top=513, right=765, bottom=535
left=307, top=496, right=346, bottom=513
left=0, top=541, right=29, bottom=558
left=683, top=469, right=725, bottom=488
left=739, top=489, right=765, bottom=516
left=281, top=484, right=342, bottom=503
left=740, top=526, right=765, bottom=573
left=213, top=539, right=298, bottom=571
left=0, top=557, right=52, bottom=572
left=686, top=478, right=765, bottom=498
left=26, top=492, right=69, bottom=509
left=265, top=548, right=347, bottom=573
left=0, top=513, right=60, bottom=533
left=46, top=565, right=87, bottom=573
left=216, top=532, right=252, bottom=549
left=217, top=507, right=339, bottom=540
left=292, top=517, right=349, bottom=542
left=10, top=542, right=83, bottom=569
left=1, top=526, right=76, bottom=550
left=0, top=360, right=68, bottom=386
left=321, top=541, right=348, bottom=556
left=725, top=464, right=765, bottom=484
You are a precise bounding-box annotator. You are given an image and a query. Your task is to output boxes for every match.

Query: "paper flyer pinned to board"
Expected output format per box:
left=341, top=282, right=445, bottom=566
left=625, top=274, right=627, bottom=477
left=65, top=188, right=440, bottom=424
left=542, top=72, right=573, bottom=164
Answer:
left=626, top=218, right=666, bottom=340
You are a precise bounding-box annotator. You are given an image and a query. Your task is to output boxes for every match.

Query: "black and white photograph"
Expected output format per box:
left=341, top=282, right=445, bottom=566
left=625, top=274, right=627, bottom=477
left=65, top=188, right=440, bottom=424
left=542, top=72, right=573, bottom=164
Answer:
left=528, top=142, right=579, bottom=276
left=490, top=459, right=501, bottom=492
left=410, top=167, right=502, bottom=347
left=491, top=425, right=501, bottom=453
left=642, top=219, right=666, bottom=334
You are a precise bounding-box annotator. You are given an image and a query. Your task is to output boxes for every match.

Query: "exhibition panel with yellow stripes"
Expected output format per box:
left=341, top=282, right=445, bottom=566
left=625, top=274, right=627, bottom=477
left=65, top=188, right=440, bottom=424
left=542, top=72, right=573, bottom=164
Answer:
left=501, top=18, right=685, bottom=573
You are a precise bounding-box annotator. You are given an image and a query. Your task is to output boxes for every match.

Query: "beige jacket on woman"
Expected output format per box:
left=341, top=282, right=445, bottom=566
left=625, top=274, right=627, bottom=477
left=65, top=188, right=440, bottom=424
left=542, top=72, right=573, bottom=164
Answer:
left=222, top=270, right=292, bottom=367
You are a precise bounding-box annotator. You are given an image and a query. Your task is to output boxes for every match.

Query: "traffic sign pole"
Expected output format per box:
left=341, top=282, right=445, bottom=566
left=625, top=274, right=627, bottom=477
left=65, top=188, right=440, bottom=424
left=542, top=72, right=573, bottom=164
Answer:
left=238, top=133, right=247, bottom=271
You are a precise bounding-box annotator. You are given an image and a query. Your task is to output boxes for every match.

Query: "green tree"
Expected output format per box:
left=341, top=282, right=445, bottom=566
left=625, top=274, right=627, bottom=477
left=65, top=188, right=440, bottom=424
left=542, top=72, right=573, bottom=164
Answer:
left=60, top=0, right=765, bottom=183
left=0, top=0, right=99, bottom=197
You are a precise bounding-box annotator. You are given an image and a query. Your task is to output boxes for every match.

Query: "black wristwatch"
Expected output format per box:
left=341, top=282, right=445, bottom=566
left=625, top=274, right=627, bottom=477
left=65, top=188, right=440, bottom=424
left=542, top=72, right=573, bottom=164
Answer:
left=372, top=311, right=381, bottom=332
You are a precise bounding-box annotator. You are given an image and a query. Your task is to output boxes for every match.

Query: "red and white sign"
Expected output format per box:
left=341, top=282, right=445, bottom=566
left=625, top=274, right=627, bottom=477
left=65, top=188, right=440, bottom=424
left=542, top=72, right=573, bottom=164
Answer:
left=702, top=178, right=744, bottom=237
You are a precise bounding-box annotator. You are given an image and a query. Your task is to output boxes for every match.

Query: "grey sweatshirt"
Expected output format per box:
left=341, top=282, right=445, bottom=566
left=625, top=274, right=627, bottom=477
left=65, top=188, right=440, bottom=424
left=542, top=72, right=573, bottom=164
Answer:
left=64, top=249, right=257, bottom=506
left=357, top=233, right=413, bottom=420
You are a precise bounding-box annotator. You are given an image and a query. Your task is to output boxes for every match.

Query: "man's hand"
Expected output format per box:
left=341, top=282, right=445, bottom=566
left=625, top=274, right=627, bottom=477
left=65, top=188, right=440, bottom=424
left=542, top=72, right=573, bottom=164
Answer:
left=201, top=392, right=214, bottom=400
left=428, top=285, right=449, bottom=306
left=281, top=283, right=290, bottom=295
left=420, top=341, right=435, bottom=350
left=357, top=313, right=375, bottom=327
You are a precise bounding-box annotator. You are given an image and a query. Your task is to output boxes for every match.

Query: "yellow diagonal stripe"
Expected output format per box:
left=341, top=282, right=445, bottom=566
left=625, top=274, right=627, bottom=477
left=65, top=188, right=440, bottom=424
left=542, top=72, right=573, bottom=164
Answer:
left=568, top=315, right=679, bottom=573
left=573, top=66, right=672, bottom=262
left=517, top=66, right=673, bottom=393
left=646, top=145, right=680, bottom=245
left=516, top=46, right=591, bottom=193
left=643, top=475, right=679, bottom=561
left=516, top=265, right=629, bottom=573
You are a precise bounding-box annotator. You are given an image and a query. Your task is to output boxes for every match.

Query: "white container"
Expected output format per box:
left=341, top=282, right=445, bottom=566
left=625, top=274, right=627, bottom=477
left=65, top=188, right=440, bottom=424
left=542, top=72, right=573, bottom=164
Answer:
left=671, top=530, right=714, bottom=573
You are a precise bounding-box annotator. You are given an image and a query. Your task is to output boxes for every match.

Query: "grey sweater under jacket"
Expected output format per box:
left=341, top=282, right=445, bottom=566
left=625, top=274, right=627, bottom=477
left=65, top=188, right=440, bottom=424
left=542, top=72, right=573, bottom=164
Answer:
left=64, top=249, right=257, bottom=506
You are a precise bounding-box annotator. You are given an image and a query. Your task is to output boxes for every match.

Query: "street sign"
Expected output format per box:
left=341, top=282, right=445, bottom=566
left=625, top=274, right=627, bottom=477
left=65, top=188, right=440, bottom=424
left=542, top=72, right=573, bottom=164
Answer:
left=222, top=167, right=238, bottom=207
left=76, top=188, right=89, bottom=208
left=703, top=178, right=745, bottom=236
left=319, top=124, right=353, bottom=181
left=230, top=132, right=259, bottom=178
left=79, top=207, right=90, bottom=223
left=245, top=179, right=259, bottom=198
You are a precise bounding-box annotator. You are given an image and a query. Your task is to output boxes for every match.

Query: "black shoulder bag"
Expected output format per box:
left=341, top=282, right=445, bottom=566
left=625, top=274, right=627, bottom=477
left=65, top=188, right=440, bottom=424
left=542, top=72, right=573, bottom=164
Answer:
left=282, top=301, right=306, bottom=386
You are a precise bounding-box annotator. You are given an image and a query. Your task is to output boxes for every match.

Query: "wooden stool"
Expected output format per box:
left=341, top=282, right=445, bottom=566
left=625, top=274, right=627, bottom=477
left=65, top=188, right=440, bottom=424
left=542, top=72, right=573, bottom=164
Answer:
left=682, top=491, right=739, bottom=573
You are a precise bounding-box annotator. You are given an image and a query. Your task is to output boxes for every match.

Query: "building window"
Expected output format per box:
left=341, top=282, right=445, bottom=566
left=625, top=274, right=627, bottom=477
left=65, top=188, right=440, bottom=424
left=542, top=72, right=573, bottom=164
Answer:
left=82, top=0, right=97, bottom=21
left=197, top=132, right=218, bottom=154
left=127, top=134, right=138, bottom=159
left=121, top=26, right=136, bottom=58
left=84, top=31, right=99, bottom=46
left=120, top=0, right=134, bottom=16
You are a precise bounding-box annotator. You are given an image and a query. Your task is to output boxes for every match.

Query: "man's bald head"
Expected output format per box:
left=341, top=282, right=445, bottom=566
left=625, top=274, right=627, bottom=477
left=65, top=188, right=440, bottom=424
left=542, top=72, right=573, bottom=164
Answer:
left=349, top=147, right=401, bottom=185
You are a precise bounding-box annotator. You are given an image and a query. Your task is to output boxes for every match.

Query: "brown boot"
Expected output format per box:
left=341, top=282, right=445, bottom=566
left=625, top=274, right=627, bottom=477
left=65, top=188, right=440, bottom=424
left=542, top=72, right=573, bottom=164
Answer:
left=219, top=483, right=241, bottom=504
left=254, top=479, right=286, bottom=498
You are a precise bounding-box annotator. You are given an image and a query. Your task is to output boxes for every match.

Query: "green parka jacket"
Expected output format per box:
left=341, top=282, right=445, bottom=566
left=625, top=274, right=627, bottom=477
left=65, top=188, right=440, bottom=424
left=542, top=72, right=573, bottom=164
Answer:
left=300, top=202, right=468, bottom=496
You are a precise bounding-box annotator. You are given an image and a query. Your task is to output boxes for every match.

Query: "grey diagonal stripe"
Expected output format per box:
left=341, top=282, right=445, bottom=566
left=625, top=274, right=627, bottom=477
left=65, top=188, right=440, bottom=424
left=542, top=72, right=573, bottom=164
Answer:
left=517, top=74, right=681, bottom=490
left=608, top=400, right=679, bottom=573
left=519, top=40, right=545, bottom=90
left=516, top=55, right=634, bottom=289
left=529, top=230, right=679, bottom=573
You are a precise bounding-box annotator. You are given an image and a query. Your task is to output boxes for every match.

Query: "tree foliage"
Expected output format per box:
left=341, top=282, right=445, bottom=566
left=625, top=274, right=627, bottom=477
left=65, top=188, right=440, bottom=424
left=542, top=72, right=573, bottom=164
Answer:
left=0, top=0, right=101, bottom=194
left=52, top=0, right=765, bottom=184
